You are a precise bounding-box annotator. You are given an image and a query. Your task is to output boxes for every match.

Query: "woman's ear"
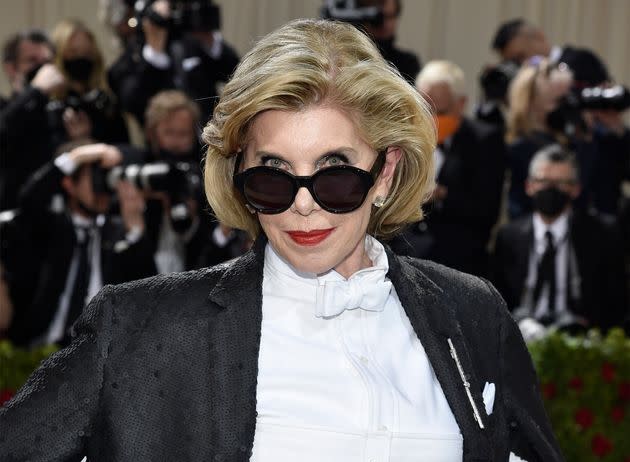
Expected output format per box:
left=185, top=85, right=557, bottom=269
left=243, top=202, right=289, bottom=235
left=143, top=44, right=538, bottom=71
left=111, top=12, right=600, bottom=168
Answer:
left=374, top=147, right=402, bottom=197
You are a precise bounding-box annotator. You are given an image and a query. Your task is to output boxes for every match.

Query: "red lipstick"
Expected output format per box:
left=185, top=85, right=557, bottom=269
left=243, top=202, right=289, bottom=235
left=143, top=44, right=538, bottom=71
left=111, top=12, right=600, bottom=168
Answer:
left=287, top=228, right=334, bottom=246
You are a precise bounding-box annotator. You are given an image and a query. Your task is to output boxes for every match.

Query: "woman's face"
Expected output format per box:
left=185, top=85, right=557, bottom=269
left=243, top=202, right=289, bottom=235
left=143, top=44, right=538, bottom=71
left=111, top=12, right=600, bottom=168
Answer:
left=241, top=105, right=400, bottom=278
left=63, top=30, right=94, bottom=61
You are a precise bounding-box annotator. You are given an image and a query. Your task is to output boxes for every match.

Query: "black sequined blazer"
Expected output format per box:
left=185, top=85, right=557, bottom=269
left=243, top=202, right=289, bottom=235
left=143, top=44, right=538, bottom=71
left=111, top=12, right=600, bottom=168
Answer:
left=0, top=238, right=563, bottom=462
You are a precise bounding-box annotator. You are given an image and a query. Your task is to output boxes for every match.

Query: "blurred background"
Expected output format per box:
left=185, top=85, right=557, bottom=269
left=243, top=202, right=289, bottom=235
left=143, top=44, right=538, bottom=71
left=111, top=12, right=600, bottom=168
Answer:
left=1, top=0, right=630, bottom=115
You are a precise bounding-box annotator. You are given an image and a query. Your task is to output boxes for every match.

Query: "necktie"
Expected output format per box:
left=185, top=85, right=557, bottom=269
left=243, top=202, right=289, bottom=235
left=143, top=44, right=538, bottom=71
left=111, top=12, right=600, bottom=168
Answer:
left=315, top=271, right=392, bottom=318
left=533, top=230, right=556, bottom=324
left=65, top=227, right=92, bottom=341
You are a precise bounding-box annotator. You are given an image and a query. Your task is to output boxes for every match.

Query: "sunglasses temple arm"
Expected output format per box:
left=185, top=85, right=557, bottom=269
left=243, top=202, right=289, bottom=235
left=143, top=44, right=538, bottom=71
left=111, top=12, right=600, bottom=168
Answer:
left=233, top=152, right=243, bottom=177
left=370, top=150, right=388, bottom=178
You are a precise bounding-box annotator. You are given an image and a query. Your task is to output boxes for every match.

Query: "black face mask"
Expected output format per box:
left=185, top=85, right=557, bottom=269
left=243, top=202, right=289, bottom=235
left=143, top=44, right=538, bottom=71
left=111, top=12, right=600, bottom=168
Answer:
left=532, top=187, right=571, bottom=217
left=63, top=57, right=94, bottom=82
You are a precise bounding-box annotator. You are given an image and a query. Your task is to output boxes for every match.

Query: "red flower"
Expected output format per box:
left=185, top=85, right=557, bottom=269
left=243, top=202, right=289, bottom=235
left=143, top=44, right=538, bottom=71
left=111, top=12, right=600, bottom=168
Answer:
left=568, top=376, right=584, bottom=392
left=575, top=407, right=595, bottom=430
left=542, top=382, right=557, bottom=399
left=620, top=382, right=630, bottom=401
left=601, top=362, right=616, bottom=383
left=591, top=434, right=613, bottom=458
left=611, top=407, right=625, bottom=423
left=0, top=389, right=14, bottom=406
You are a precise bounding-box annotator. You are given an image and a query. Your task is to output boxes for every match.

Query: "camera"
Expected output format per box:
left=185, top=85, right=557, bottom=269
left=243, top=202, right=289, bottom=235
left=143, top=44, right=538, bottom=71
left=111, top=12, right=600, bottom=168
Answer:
left=479, top=60, right=520, bottom=103
left=547, top=84, right=630, bottom=137
left=47, top=89, right=119, bottom=122
left=579, top=85, right=630, bottom=112
left=134, top=0, right=220, bottom=35
left=92, top=161, right=202, bottom=232
left=320, top=0, right=384, bottom=28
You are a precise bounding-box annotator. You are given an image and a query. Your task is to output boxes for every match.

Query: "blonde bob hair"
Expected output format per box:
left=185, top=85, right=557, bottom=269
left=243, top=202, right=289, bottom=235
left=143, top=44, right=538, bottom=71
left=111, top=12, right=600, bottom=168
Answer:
left=506, top=57, right=573, bottom=143
left=51, top=18, right=106, bottom=94
left=203, top=19, right=436, bottom=239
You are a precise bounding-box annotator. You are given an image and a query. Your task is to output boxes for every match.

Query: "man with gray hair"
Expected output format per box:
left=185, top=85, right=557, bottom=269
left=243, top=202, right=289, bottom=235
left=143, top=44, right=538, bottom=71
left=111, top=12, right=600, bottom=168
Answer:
left=492, top=144, right=627, bottom=340
left=392, top=60, right=505, bottom=277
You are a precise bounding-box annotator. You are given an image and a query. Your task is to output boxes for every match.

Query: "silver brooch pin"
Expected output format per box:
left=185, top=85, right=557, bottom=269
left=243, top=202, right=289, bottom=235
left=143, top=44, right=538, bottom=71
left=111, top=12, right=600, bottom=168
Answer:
left=447, top=338, right=485, bottom=429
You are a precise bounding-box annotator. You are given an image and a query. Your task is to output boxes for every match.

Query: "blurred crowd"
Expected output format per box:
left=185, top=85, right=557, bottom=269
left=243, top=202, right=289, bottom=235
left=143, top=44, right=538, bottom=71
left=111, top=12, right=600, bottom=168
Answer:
left=0, top=0, right=628, bottom=348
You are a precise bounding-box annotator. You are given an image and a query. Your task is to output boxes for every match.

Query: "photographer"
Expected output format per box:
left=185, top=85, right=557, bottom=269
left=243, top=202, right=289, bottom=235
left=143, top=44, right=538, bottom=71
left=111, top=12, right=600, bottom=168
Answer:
left=47, top=19, right=129, bottom=148
left=5, top=141, right=156, bottom=347
left=108, top=0, right=240, bottom=125
left=476, top=18, right=612, bottom=130
left=321, top=0, right=421, bottom=85
left=0, top=29, right=57, bottom=210
left=588, top=104, right=630, bottom=217
left=492, top=18, right=610, bottom=89
left=391, top=61, right=505, bottom=277
left=506, top=57, right=630, bottom=220
left=122, top=89, right=225, bottom=272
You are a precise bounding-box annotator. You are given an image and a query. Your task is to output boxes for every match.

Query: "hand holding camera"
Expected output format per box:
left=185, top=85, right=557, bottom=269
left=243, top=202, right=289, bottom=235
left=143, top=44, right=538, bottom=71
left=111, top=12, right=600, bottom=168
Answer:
left=30, top=63, right=66, bottom=95
left=68, top=143, right=123, bottom=169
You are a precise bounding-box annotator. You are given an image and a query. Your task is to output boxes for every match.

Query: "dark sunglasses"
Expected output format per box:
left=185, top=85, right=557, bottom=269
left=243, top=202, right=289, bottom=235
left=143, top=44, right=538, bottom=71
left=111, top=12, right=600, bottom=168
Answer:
left=233, top=150, right=387, bottom=214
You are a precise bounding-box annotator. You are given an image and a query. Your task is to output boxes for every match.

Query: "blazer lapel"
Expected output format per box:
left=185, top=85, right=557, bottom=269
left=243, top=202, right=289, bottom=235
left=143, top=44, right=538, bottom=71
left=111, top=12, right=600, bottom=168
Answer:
left=386, top=249, right=492, bottom=460
left=516, top=218, right=534, bottom=290
left=206, top=237, right=266, bottom=459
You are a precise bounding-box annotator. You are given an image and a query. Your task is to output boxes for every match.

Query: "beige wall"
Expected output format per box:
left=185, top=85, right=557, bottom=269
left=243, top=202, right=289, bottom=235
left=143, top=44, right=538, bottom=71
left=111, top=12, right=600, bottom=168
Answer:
left=1, top=0, right=629, bottom=116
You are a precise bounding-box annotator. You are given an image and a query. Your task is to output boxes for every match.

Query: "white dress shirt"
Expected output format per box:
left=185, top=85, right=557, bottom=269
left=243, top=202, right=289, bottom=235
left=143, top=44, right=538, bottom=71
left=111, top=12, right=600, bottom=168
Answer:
left=250, top=236, right=462, bottom=462
left=44, top=214, right=104, bottom=345
left=520, top=211, right=583, bottom=328
left=526, top=212, right=569, bottom=319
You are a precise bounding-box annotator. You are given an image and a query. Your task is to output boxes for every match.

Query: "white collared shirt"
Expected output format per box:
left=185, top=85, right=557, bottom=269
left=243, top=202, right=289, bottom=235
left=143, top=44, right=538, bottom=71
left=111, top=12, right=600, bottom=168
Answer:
left=251, top=236, right=462, bottom=462
left=43, top=213, right=104, bottom=345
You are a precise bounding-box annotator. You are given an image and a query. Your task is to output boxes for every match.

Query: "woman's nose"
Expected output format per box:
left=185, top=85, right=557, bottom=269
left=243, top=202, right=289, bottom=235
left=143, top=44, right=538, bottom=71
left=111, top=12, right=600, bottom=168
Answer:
left=291, top=186, right=320, bottom=216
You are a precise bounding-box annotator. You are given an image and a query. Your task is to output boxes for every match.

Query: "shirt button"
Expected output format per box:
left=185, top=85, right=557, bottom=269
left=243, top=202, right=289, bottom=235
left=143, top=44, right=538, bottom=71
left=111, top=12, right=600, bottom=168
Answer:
left=360, top=356, right=369, bottom=364
left=378, top=425, right=388, bottom=431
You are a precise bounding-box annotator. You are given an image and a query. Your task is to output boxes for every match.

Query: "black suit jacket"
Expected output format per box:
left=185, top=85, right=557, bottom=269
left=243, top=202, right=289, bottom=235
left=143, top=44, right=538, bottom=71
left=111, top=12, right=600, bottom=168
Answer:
left=392, top=118, right=505, bottom=276
left=0, top=237, right=562, bottom=462
left=492, top=212, right=628, bottom=329
left=5, top=161, right=157, bottom=346
left=108, top=37, right=240, bottom=125
left=0, top=87, right=52, bottom=210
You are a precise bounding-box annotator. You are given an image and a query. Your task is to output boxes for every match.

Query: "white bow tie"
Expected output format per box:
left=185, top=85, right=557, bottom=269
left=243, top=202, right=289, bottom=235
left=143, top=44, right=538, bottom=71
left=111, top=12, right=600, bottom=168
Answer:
left=315, top=271, right=392, bottom=318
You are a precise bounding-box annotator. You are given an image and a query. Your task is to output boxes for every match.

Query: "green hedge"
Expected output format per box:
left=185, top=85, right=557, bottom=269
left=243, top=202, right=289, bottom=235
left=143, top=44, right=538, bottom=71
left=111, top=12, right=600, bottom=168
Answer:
left=0, top=340, right=58, bottom=403
left=1, top=330, right=629, bottom=460
left=528, top=328, right=630, bottom=461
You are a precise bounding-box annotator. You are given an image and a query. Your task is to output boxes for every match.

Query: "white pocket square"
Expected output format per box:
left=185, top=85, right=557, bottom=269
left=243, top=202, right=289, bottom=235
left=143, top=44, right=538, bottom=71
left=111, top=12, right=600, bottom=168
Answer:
left=482, top=381, right=495, bottom=416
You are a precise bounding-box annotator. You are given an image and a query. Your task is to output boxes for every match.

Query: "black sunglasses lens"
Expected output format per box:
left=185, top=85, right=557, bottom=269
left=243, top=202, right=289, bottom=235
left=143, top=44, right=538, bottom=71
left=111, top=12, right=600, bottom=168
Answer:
left=313, top=169, right=369, bottom=212
left=243, top=170, right=294, bottom=212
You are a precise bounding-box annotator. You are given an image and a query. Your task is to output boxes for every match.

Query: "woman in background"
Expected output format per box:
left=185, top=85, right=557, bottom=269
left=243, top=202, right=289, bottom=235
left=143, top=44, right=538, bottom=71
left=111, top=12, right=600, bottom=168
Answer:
left=505, top=57, right=576, bottom=219
left=48, top=18, right=128, bottom=148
